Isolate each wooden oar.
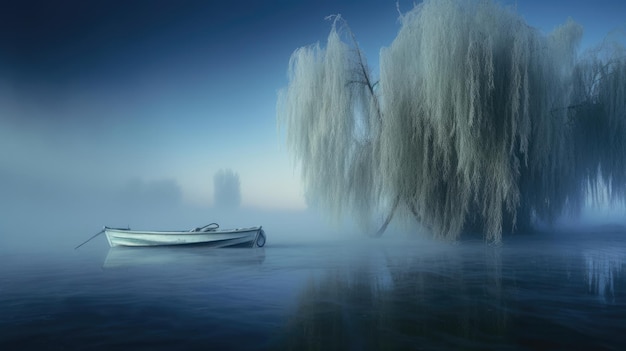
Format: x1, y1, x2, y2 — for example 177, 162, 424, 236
74, 227, 106, 250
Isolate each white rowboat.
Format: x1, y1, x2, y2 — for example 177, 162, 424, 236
103, 224, 266, 248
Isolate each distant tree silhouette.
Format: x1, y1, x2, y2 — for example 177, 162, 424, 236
213, 169, 241, 208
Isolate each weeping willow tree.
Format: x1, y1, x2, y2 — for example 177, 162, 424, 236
569, 44, 626, 210
277, 0, 626, 243
277, 16, 383, 228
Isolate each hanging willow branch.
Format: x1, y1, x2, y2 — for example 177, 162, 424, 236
278, 0, 626, 243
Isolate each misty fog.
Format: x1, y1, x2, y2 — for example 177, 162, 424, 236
213, 169, 241, 209
0, 165, 364, 252
1, 2, 625, 350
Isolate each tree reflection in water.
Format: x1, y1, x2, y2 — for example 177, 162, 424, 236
281, 243, 507, 350
584, 247, 625, 303
278, 238, 625, 350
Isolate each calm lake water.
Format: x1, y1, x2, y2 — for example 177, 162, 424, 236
1, 229, 625, 350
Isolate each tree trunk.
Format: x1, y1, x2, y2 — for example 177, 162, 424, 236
374, 195, 401, 237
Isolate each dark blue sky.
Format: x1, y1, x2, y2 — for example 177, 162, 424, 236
1, 0, 397, 123
1, 0, 624, 210
0, 0, 402, 209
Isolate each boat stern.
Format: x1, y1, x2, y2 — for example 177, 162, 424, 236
255, 228, 266, 248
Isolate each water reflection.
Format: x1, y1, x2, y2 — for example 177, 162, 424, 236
584, 247, 625, 302
280, 238, 626, 350
3, 234, 625, 350
102, 246, 265, 269
282, 243, 508, 350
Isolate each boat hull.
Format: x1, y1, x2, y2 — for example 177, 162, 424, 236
104, 226, 265, 248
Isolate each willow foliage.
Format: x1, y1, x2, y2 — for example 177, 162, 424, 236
277, 0, 626, 242
277, 19, 382, 227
